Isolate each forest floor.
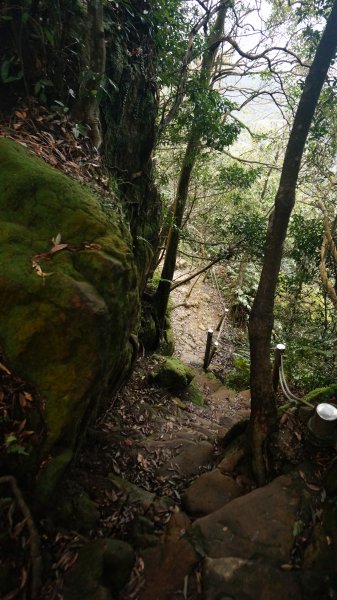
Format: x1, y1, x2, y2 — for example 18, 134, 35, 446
38, 264, 336, 600
1, 102, 336, 600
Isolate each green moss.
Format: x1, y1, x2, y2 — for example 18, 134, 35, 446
52, 481, 99, 531
150, 355, 194, 391
160, 314, 175, 356
180, 380, 204, 406
64, 539, 135, 599
0, 138, 140, 495
35, 449, 73, 508
303, 384, 337, 405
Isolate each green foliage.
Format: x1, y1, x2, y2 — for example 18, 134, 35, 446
288, 213, 323, 281
4, 434, 28, 456
218, 164, 262, 190
282, 329, 337, 392
228, 211, 267, 259
152, 0, 197, 87
225, 355, 250, 391
0, 57, 23, 84
167, 79, 241, 151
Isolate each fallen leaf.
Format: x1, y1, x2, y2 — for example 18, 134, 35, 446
0, 362, 11, 375
54, 550, 79, 571
13, 518, 28, 538
306, 482, 321, 492
280, 412, 289, 425
49, 243, 69, 254
17, 418, 27, 433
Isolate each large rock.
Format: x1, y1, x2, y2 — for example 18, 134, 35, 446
203, 556, 301, 600
140, 539, 198, 600
0, 139, 139, 491
157, 441, 214, 479
150, 355, 194, 391
182, 469, 242, 517
64, 539, 135, 599
193, 474, 302, 564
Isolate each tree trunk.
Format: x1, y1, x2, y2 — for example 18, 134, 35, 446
154, 0, 229, 327
72, 0, 106, 148
248, 0, 337, 485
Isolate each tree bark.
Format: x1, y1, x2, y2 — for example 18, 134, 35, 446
72, 0, 106, 148
154, 0, 230, 327
248, 0, 337, 485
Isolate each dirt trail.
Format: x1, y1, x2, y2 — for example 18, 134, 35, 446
51, 266, 331, 600
170, 264, 234, 374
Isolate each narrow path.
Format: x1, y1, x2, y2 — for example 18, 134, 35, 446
50, 266, 332, 600
170, 263, 234, 374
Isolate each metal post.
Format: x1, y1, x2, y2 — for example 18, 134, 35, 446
272, 343, 286, 393
203, 329, 213, 370
216, 308, 229, 332
208, 341, 219, 368
307, 403, 337, 446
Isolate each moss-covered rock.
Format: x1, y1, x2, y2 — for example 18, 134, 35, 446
51, 480, 99, 531
0, 138, 139, 497
150, 355, 194, 391
180, 380, 205, 406
63, 538, 135, 599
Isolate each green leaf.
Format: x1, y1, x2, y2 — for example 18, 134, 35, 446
293, 520, 303, 537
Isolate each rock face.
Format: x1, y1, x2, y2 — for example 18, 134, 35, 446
140, 539, 198, 600
194, 474, 302, 564
0, 138, 139, 488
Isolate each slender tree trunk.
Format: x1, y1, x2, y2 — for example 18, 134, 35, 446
248, 0, 337, 485
154, 0, 229, 327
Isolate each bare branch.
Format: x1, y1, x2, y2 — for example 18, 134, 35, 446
225, 35, 311, 69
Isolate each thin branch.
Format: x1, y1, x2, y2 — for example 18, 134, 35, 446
171, 254, 225, 290
0, 476, 42, 599
225, 34, 311, 69
158, 3, 225, 134
221, 149, 281, 170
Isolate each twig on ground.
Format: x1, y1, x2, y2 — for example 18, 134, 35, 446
0, 475, 42, 599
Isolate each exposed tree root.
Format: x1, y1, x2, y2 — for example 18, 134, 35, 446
0, 475, 42, 599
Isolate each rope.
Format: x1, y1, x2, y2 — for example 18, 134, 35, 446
211, 266, 225, 310
210, 266, 227, 343
279, 354, 314, 408
280, 355, 300, 401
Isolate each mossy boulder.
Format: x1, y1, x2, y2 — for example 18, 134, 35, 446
51, 480, 99, 531
150, 355, 194, 391
180, 380, 204, 406
64, 538, 135, 599
0, 139, 139, 493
